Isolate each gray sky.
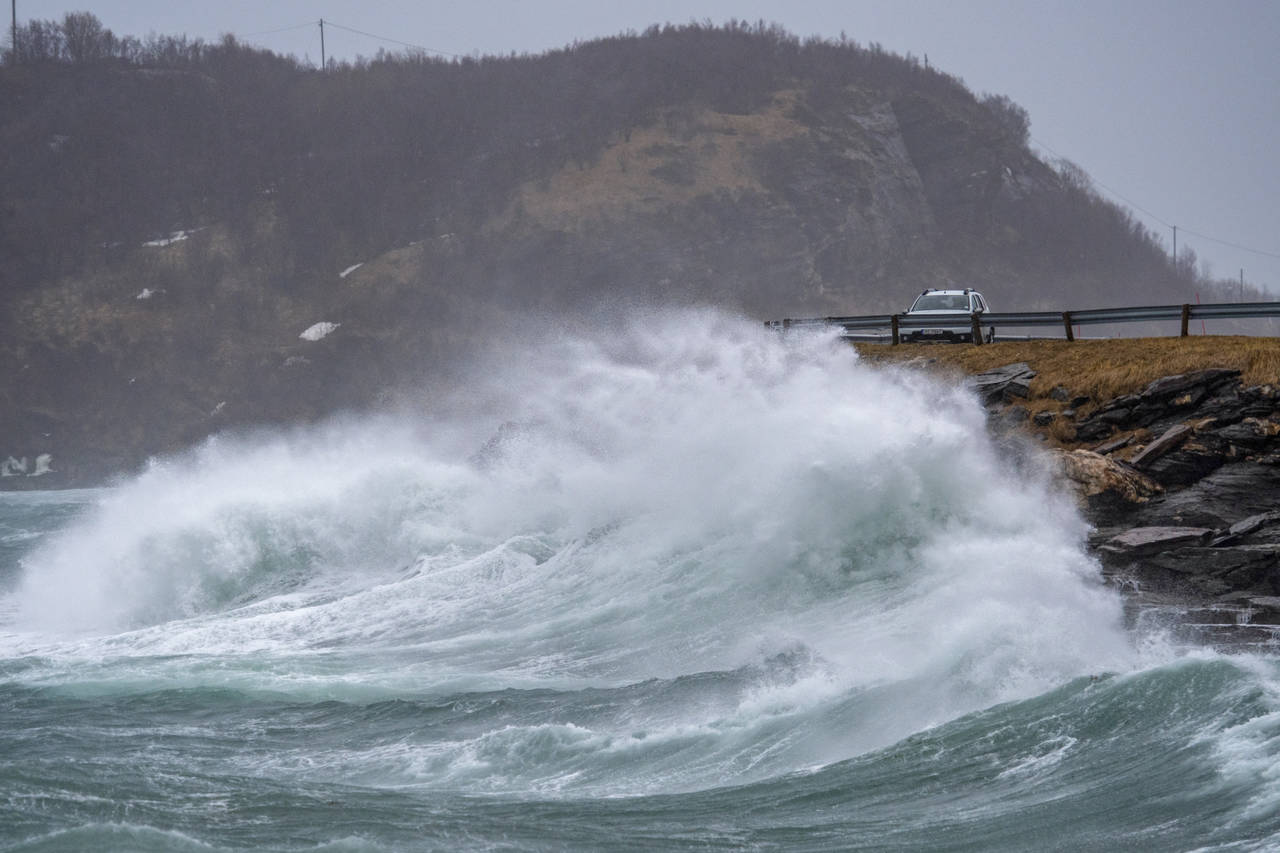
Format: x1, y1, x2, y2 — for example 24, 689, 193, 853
17, 0, 1280, 297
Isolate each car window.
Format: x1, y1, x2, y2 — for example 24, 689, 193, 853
912, 294, 968, 311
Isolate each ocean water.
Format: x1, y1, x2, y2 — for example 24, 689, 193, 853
2, 311, 1279, 851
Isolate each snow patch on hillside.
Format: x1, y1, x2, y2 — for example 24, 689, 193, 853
300, 322, 340, 342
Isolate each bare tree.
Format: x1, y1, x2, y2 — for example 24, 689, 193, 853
61, 12, 110, 63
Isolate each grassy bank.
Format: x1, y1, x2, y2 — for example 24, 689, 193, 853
854, 336, 1280, 399
854, 336, 1280, 447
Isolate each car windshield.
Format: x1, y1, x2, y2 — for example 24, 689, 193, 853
912, 293, 969, 311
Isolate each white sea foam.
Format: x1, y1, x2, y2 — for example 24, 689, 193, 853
2, 308, 1136, 784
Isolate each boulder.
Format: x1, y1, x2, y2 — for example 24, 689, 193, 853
1129, 423, 1193, 469
1213, 418, 1280, 453
1094, 393, 1141, 416
1098, 408, 1133, 425
1210, 511, 1280, 547
1074, 420, 1115, 443
1099, 526, 1215, 556
971, 362, 1036, 405
1054, 449, 1162, 518
1140, 445, 1228, 486
1138, 369, 1240, 401
1092, 434, 1134, 455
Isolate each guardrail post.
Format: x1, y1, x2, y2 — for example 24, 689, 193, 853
890, 315, 900, 346
1180, 304, 1190, 337
1062, 311, 1074, 341
970, 313, 983, 346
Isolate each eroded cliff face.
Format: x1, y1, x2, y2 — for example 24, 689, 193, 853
481, 86, 1058, 318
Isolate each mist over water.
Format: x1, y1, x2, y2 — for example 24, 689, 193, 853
0, 310, 1135, 790
13, 310, 1280, 850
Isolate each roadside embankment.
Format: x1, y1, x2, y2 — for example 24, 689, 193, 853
857, 337, 1280, 647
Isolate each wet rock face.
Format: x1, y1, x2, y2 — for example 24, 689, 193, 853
1094, 522, 1280, 611
980, 362, 1280, 641
1100, 526, 1215, 556
976, 363, 1280, 535
1129, 464, 1280, 530
1088, 486, 1280, 633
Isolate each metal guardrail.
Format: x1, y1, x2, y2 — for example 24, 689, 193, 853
1191, 302, 1280, 320
766, 301, 1280, 345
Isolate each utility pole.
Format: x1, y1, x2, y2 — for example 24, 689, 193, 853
1241, 269, 1245, 303
1172, 225, 1177, 274
319, 18, 325, 71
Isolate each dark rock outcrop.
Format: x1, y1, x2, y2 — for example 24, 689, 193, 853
1129, 423, 1193, 469
980, 361, 1280, 644
1100, 526, 1215, 556
1129, 464, 1280, 529
970, 362, 1035, 405
1072, 369, 1244, 443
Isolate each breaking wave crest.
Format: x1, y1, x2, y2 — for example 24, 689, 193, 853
2, 308, 1134, 792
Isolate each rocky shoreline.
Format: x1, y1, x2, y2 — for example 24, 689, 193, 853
976, 361, 1280, 648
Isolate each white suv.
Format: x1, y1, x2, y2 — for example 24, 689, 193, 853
901, 288, 994, 343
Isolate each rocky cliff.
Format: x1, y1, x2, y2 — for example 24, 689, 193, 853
965, 354, 1280, 647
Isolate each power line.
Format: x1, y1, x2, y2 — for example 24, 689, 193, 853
1031, 136, 1171, 228
243, 21, 314, 38
321, 19, 463, 59
1031, 134, 1279, 262
1177, 228, 1280, 262
241, 18, 461, 61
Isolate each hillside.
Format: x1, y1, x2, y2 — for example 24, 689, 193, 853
0, 19, 1256, 485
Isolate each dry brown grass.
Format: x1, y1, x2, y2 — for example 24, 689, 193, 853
491, 91, 806, 231
854, 336, 1280, 448
854, 337, 1280, 400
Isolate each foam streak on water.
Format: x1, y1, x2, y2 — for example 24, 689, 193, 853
16, 311, 1277, 851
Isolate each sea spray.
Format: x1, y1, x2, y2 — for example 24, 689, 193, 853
2, 308, 1135, 794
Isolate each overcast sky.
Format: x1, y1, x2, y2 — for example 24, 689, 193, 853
17, 0, 1280, 297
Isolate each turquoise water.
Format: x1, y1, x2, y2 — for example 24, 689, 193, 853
3, 314, 1279, 851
